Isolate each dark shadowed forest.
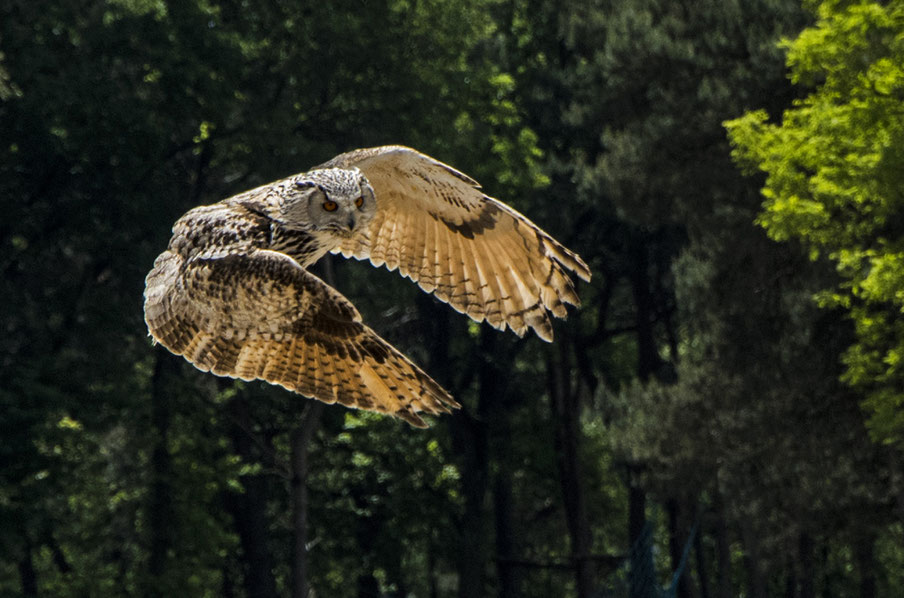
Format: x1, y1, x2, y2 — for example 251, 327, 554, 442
2, 0, 903, 596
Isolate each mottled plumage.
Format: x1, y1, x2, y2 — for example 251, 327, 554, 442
144, 145, 590, 426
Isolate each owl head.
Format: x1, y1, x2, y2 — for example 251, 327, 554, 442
278, 167, 376, 237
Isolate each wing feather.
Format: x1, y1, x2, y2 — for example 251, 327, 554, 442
143, 247, 458, 426
322, 146, 590, 340
477, 239, 510, 331
417, 214, 435, 286
454, 234, 485, 322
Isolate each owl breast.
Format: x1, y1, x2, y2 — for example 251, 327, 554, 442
269, 226, 336, 268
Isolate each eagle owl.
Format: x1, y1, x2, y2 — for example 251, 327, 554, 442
144, 146, 590, 426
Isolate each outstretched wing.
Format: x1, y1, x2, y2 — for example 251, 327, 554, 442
317, 146, 591, 341
143, 247, 457, 427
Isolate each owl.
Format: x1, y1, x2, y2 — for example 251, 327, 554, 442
144, 146, 590, 426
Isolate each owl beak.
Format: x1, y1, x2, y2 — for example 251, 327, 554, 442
346, 215, 356, 231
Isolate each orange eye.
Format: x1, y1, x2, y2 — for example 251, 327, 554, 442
355, 196, 364, 208
322, 200, 338, 212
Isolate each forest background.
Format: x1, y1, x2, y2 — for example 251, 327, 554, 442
1, 0, 903, 596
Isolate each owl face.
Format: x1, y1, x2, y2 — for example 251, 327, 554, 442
278, 168, 376, 238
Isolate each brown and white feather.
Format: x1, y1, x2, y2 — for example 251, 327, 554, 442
145, 145, 590, 426
318, 146, 591, 341
145, 235, 457, 427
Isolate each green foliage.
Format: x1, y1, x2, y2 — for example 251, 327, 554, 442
3, 0, 904, 596
559, 0, 903, 592
305, 414, 462, 597
726, 0, 904, 446
0, 0, 553, 595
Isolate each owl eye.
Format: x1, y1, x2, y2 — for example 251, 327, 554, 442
322, 200, 338, 212
355, 196, 364, 209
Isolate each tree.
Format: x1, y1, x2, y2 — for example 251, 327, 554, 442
4, 0, 904, 596
525, 0, 903, 595
0, 0, 553, 595
726, 0, 904, 447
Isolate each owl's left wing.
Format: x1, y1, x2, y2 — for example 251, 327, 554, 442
317, 146, 591, 341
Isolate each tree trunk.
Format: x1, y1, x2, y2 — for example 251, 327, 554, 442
417, 294, 492, 598
452, 409, 489, 598
739, 519, 766, 598
783, 561, 796, 598
713, 496, 731, 598
493, 415, 520, 598
47, 535, 72, 574
890, 454, 904, 548
854, 531, 877, 598
452, 331, 507, 598
225, 396, 279, 598
420, 296, 523, 598
221, 560, 238, 598
548, 343, 594, 598
18, 537, 37, 597
429, 545, 440, 598
629, 232, 664, 383
694, 521, 711, 598
418, 294, 455, 598
290, 402, 324, 598
798, 532, 815, 598
626, 230, 662, 598
148, 347, 178, 595
454, 326, 525, 598
667, 498, 695, 598
627, 466, 648, 598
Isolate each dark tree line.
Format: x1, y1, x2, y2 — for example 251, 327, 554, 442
1, 0, 902, 597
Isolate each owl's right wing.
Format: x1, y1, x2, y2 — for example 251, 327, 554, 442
143, 248, 457, 427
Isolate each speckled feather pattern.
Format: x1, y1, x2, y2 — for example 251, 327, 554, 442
144, 146, 590, 426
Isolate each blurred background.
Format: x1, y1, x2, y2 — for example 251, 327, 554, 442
1, 0, 902, 596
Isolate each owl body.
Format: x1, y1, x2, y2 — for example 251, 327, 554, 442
163, 166, 377, 273
145, 146, 591, 427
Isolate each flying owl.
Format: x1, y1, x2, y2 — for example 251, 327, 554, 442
144, 146, 590, 426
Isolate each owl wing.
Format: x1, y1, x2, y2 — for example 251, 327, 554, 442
143, 247, 458, 427
317, 146, 591, 341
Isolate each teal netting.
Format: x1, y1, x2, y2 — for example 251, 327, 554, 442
596, 519, 697, 598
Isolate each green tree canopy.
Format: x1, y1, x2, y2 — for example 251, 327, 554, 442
726, 0, 904, 446
3, 0, 904, 596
